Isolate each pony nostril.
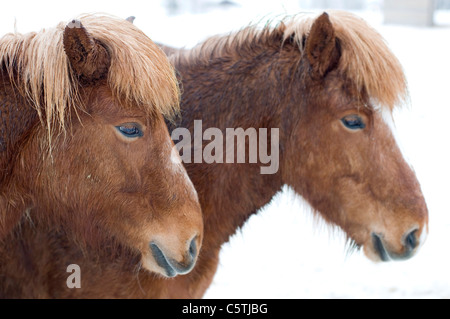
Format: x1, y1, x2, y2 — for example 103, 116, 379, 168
404, 229, 418, 251
372, 233, 390, 262
149, 238, 198, 277
149, 242, 177, 278
189, 236, 198, 259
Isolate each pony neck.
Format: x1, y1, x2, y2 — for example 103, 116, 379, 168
169, 39, 300, 249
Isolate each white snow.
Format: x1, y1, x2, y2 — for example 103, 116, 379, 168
2, 0, 449, 299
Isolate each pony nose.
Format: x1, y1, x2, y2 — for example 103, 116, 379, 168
372, 228, 423, 262
404, 229, 418, 251
150, 236, 199, 278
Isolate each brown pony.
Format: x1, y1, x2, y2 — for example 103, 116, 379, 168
0, 15, 203, 298
159, 11, 429, 297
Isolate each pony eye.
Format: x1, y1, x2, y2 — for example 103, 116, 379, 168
341, 115, 366, 130
116, 123, 143, 138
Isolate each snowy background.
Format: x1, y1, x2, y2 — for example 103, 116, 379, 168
1, 0, 449, 299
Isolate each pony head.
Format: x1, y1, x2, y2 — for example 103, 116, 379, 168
0, 15, 203, 277
282, 12, 427, 261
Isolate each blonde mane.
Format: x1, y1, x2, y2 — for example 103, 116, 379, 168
175, 11, 407, 110
0, 14, 179, 133
284, 11, 407, 110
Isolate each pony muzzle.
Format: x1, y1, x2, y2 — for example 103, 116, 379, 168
147, 236, 199, 278
368, 227, 427, 262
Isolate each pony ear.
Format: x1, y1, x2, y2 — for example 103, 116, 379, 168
305, 12, 341, 79
126, 16, 135, 24
63, 20, 111, 84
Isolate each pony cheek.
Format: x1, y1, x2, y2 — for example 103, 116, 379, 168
327, 177, 373, 236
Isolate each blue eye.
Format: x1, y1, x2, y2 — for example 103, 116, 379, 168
116, 123, 143, 138
341, 115, 366, 130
